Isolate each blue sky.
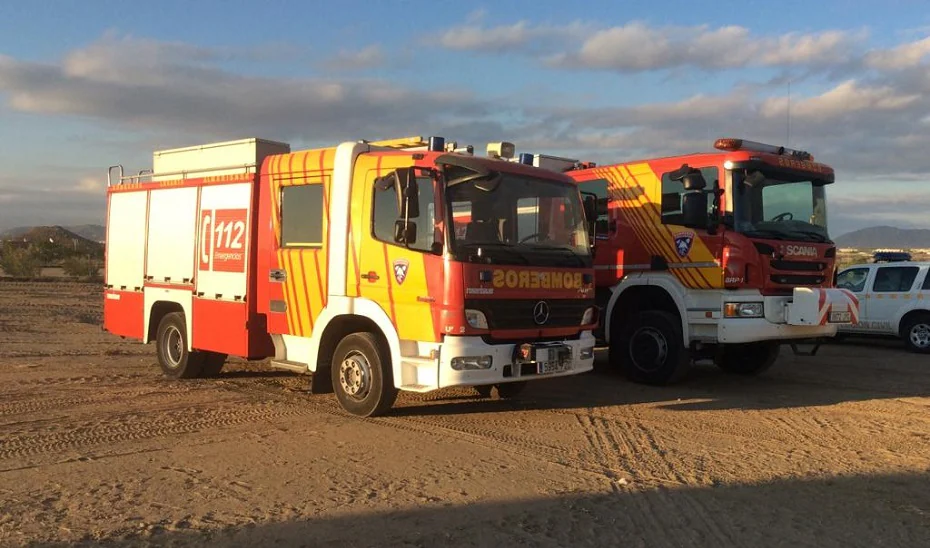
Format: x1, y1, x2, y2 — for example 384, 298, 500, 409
2, 0, 930, 236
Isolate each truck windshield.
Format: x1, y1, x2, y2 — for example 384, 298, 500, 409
446, 174, 592, 268
732, 169, 830, 243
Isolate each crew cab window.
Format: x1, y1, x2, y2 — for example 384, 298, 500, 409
281, 185, 323, 247
660, 167, 718, 225
923, 270, 930, 290
836, 268, 870, 292
372, 176, 436, 252
873, 266, 919, 292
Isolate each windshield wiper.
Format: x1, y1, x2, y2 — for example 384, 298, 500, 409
742, 229, 791, 241
785, 229, 830, 243
457, 242, 531, 265
526, 244, 589, 267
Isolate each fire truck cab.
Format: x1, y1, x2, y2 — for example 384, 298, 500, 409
519, 138, 859, 385
103, 136, 598, 416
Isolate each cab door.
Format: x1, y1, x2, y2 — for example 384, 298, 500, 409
868, 265, 921, 335
357, 164, 443, 344
656, 163, 725, 289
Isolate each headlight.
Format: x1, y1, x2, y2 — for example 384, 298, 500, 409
451, 356, 493, 370
581, 306, 597, 326
465, 309, 488, 329
724, 302, 764, 318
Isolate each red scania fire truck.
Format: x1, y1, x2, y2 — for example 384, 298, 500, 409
102, 136, 597, 417
515, 138, 859, 384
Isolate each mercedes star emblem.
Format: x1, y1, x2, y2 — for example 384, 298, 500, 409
533, 301, 551, 325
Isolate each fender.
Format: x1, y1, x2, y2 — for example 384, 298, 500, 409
281, 296, 404, 389
142, 287, 193, 349
603, 272, 691, 346
894, 302, 930, 335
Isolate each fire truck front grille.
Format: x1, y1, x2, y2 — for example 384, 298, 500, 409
770, 260, 826, 272
465, 299, 590, 330
770, 274, 826, 285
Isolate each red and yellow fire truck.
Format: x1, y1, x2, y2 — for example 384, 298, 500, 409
102, 136, 598, 416
515, 138, 859, 384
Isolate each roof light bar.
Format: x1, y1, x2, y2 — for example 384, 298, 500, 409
713, 137, 812, 161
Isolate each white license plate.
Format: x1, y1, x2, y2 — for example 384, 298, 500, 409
538, 361, 570, 375
829, 311, 851, 323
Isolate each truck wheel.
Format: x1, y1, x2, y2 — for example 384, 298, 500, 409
613, 310, 690, 385
155, 312, 205, 379
201, 352, 228, 377
331, 332, 398, 417
714, 342, 780, 375
902, 313, 930, 354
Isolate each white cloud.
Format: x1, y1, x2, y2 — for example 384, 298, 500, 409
760, 80, 921, 120
325, 45, 386, 71
435, 20, 592, 53
0, 35, 490, 144
74, 177, 103, 193
864, 36, 930, 70
548, 23, 862, 71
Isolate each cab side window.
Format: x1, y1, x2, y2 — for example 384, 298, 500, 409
372, 175, 436, 253
281, 185, 324, 247
836, 268, 870, 292
923, 270, 930, 290
873, 266, 919, 292
660, 167, 718, 225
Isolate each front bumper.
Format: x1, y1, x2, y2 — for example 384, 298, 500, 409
437, 331, 596, 388
719, 317, 838, 344
716, 287, 855, 344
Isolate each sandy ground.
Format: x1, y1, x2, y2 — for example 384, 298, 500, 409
1, 281, 929, 547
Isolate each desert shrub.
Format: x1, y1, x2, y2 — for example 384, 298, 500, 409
0, 244, 42, 278
62, 255, 102, 280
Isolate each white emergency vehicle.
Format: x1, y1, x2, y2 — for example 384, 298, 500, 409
836, 259, 930, 353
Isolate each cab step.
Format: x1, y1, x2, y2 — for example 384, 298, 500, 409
270, 359, 309, 374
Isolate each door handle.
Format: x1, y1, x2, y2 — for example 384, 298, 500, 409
269, 269, 287, 282
360, 271, 380, 282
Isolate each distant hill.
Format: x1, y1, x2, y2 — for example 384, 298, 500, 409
2, 226, 104, 259
2, 224, 105, 242
65, 224, 106, 242
834, 226, 930, 249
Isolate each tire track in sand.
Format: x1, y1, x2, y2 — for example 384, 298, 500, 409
0, 402, 311, 463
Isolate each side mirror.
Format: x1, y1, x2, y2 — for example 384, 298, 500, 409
394, 167, 420, 219
681, 191, 708, 229
582, 195, 597, 222
670, 163, 707, 190
394, 220, 417, 244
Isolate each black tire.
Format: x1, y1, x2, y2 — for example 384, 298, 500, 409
331, 332, 398, 417
611, 310, 690, 385
902, 313, 930, 354
714, 342, 780, 375
494, 381, 528, 399
155, 312, 205, 379
474, 385, 494, 398
201, 352, 228, 377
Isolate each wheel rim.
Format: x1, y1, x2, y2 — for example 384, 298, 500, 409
339, 350, 372, 400
163, 326, 183, 369
629, 326, 668, 373
909, 323, 930, 348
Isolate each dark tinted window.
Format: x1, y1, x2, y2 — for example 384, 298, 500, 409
923, 270, 930, 290
372, 176, 436, 252
660, 167, 717, 225
281, 185, 323, 247
873, 266, 919, 292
